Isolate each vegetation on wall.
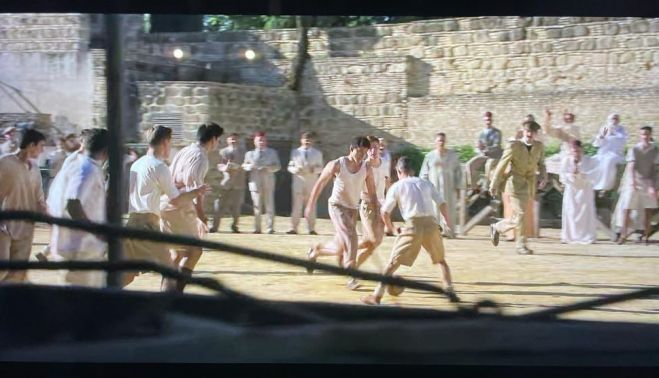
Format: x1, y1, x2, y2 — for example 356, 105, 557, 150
203, 16, 436, 31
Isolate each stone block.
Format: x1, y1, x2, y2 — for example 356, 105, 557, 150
424, 23, 444, 33
546, 28, 562, 39
164, 87, 180, 97
510, 28, 526, 41
193, 87, 208, 96
625, 38, 644, 49
647, 37, 658, 47
492, 57, 508, 69
618, 52, 635, 64
564, 40, 580, 51
555, 54, 568, 66
651, 20, 659, 33
467, 59, 482, 69
474, 30, 490, 43
631, 20, 649, 33
574, 25, 589, 37
510, 42, 529, 55
453, 45, 468, 56
567, 54, 584, 65
596, 37, 615, 49
580, 39, 596, 50
444, 20, 459, 31
494, 31, 510, 42
155, 96, 166, 105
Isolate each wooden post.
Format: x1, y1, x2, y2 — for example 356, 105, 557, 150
458, 188, 466, 235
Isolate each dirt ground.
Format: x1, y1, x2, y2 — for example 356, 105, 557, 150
26, 215, 659, 324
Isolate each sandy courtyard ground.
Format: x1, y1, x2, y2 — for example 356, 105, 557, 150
25, 215, 659, 324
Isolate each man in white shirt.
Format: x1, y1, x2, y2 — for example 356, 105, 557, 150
49, 128, 109, 287
123, 126, 210, 290
211, 132, 246, 233
242, 131, 281, 234
287, 132, 324, 235
0, 129, 47, 282
160, 123, 223, 292
37, 129, 91, 262
361, 157, 457, 305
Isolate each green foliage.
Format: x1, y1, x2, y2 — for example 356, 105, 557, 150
453, 144, 477, 163
544, 142, 561, 157
582, 142, 598, 156
203, 15, 435, 31
396, 146, 430, 175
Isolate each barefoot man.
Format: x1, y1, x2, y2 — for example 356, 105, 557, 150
361, 157, 457, 305
305, 136, 378, 290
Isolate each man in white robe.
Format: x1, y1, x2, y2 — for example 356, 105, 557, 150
49, 129, 109, 287
420, 132, 462, 236
287, 132, 323, 235
592, 113, 627, 191
559, 140, 598, 244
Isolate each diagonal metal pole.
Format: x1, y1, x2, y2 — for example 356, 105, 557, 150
104, 14, 126, 288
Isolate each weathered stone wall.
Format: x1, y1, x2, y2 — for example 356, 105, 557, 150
129, 16, 659, 151
0, 13, 95, 135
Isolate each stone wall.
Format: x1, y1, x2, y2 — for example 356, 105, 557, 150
0, 13, 95, 135
128, 16, 659, 151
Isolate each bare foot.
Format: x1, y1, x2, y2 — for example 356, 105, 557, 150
360, 294, 381, 305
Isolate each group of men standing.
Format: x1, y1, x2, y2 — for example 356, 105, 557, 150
0, 111, 655, 305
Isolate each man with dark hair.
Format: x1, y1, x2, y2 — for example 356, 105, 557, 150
211, 132, 246, 233
489, 120, 547, 255
160, 123, 223, 291
287, 131, 324, 235
305, 136, 378, 290
123, 126, 210, 290
353, 136, 391, 282
361, 156, 457, 305
49, 128, 110, 287
466, 111, 502, 194
242, 131, 281, 234
616, 126, 658, 244
0, 128, 47, 282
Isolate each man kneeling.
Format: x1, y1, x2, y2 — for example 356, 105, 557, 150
361, 157, 458, 305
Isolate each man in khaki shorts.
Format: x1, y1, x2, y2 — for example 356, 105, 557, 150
160, 123, 223, 291
123, 126, 210, 291
361, 156, 457, 305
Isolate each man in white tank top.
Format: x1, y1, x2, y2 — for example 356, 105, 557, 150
351, 136, 394, 288
304, 136, 379, 290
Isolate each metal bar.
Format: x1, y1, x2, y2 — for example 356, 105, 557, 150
104, 14, 126, 288
521, 287, 659, 319
461, 204, 495, 235
0, 211, 458, 302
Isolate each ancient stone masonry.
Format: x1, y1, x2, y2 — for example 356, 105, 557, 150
0, 13, 94, 132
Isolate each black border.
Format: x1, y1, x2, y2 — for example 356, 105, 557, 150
0, 0, 658, 17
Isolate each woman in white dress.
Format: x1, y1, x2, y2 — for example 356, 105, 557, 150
420, 132, 462, 237
559, 140, 598, 244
